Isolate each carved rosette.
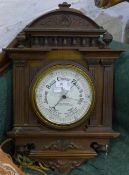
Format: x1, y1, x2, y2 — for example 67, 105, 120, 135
57, 15, 72, 27
43, 159, 84, 173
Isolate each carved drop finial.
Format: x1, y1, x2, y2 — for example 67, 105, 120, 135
58, 2, 71, 9
103, 31, 113, 47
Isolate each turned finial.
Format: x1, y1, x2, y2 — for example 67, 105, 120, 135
58, 2, 71, 9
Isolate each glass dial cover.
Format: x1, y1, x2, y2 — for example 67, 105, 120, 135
31, 64, 95, 129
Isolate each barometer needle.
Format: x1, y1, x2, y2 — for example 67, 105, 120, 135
53, 96, 63, 108
52, 89, 65, 108
52, 78, 80, 108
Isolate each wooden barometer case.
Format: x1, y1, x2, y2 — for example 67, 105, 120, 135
5, 2, 123, 173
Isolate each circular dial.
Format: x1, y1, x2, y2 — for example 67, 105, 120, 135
32, 64, 95, 129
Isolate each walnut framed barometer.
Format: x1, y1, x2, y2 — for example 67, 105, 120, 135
5, 2, 123, 173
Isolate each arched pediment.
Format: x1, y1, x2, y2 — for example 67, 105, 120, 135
8, 2, 115, 50
27, 2, 100, 30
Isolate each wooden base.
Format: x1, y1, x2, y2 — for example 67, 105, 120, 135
30, 150, 96, 173
8, 127, 119, 173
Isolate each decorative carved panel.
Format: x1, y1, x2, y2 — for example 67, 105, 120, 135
43, 159, 84, 173
42, 140, 82, 151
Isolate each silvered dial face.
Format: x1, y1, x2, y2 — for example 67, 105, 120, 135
33, 65, 94, 127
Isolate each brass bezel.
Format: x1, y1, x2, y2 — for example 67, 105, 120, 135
31, 63, 96, 129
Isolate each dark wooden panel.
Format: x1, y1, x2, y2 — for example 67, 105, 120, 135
13, 61, 26, 126
102, 65, 113, 126
89, 65, 104, 126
